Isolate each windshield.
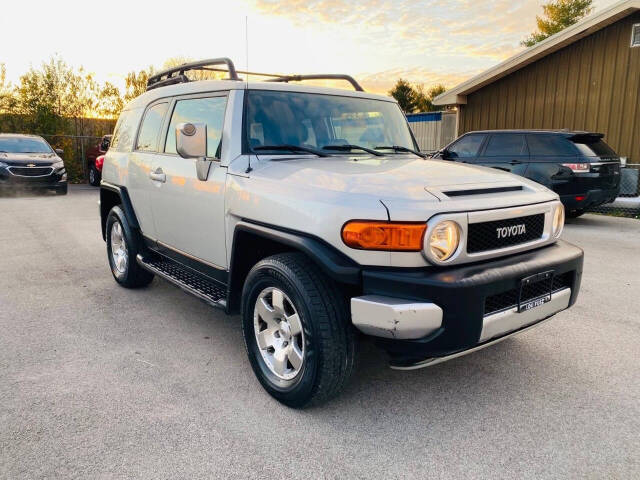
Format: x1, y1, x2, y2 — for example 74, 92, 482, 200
245, 90, 415, 154
0, 136, 52, 154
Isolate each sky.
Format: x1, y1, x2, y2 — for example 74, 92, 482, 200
0, 0, 617, 95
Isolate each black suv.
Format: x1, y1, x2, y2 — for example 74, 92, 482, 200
0, 134, 67, 195
434, 130, 621, 217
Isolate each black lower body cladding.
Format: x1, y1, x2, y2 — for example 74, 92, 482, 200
362, 240, 583, 363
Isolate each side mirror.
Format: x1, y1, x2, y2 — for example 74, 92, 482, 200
176, 122, 211, 181
55, 148, 64, 156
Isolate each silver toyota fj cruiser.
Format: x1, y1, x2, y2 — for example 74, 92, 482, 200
100, 58, 583, 407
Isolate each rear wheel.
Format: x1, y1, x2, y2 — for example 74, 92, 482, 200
567, 209, 585, 218
106, 206, 154, 288
241, 253, 356, 408
89, 165, 101, 186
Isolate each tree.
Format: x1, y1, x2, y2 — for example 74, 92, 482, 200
521, 0, 593, 47
96, 82, 124, 119
389, 79, 417, 113
0, 64, 17, 114
415, 84, 447, 112
124, 68, 154, 103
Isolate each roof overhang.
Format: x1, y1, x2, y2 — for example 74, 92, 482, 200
434, 0, 640, 106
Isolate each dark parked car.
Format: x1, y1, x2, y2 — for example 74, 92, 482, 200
86, 134, 111, 186
0, 134, 67, 195
433, 130, 621, 217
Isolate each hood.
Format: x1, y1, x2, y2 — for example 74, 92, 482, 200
249, 154, 549, 200
0, 152, 59, 166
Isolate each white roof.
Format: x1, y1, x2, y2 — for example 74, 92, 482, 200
127, 79, 395, 111
434, 0, 640, 106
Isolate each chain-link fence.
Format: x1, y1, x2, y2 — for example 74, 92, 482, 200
39, 134, 106, 184
586, 163, 640, 219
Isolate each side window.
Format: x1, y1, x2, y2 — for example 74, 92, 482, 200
136, 103, 169, 152
164, 95, 228, 158
448, 134, 485, 158
484, 134, 527, 157
527, 135, 576, 156
111, 110, 139, 152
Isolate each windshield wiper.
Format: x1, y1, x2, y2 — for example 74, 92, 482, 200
374, 145, 426, 158
321, 144, 383, 156
253, 144, 328, 157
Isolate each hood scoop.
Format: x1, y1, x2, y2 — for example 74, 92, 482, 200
442, 185, 523, 197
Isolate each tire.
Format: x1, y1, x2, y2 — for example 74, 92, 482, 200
241, 252, 356, 408
105, 205, 154, 288
54, 184, 68, 195
89, 165, 101, 186
567, 209, 585, 218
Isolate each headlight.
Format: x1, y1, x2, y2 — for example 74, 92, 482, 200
429, 220, 461, 262
52, 160, 64, 169
552, 204, 565, 237
0, 161, 7, 168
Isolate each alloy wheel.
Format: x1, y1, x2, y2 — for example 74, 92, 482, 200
253, 287, 305, 380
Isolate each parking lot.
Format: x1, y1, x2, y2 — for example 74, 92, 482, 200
1, 185, 639, 479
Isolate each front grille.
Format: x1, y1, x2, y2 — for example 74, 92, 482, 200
484, 271, 573, 315
8, 167, 53, 177
467, 214, 545, 254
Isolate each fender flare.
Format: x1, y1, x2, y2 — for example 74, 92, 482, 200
100, 182, 140, 239
231, 221, 362, 286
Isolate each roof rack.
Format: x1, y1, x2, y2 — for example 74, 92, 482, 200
265, 74, 364, 92
145, 57, 365, 92
146, 57, 240, 91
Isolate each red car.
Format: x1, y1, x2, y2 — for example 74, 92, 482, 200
87, 135, 111, 186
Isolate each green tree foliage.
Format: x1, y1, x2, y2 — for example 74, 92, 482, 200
521, 0, 593, 47
415, 84, 447, 113
389, 79, 417, 113
124, 67, 154, 103
390, 79, 447, 113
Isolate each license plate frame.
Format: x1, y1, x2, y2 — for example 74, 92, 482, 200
518, 270, 554, 313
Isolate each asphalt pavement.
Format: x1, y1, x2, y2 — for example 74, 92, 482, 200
1, 185, 638, 479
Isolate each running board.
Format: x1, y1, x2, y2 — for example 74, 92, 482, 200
136, 254, 227, 309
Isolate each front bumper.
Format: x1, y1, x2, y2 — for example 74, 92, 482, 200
354, 240, 583, 366
0, 167, 67, 190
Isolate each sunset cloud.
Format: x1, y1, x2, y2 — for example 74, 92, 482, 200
0, 0, 617, 97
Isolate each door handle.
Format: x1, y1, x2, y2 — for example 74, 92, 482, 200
150, 168, 166, 183
509, 160, 523, 165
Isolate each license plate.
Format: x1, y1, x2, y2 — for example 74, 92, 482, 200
518, 271, 554, 313
519, 295, 551, 312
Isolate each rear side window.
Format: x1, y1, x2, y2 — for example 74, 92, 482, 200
484, 134, 527, 156
111, 109, 140, 152
527, 135, 576, 156
448, 134, 485, 158
571, 138, 617, 157
164, 96, 228, 158
136, 103, 168, 152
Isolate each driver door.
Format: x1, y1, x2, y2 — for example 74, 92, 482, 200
148, 93, 229, 269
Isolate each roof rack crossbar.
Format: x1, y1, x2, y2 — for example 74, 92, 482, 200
146, 57, 239, 90
265, 74, 364, 92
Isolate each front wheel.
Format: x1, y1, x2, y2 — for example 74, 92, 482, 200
241, 253, 356, 408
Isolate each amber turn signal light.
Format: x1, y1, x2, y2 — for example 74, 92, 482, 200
341, 221, 426, 251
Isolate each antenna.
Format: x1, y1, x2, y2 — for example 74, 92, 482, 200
245, 16, 249, 87
244, 15, 252, 173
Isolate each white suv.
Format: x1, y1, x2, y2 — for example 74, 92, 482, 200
100, 58, 583, 407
